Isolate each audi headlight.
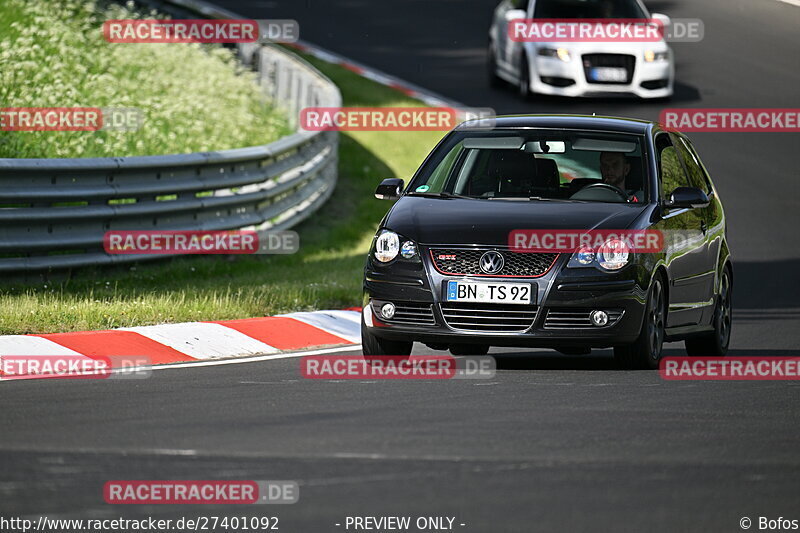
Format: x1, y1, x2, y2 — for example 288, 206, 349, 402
644, 50, 669, 62
374, 230, 400, 263
538, 47, 571, 62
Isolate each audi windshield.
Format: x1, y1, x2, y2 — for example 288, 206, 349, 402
533, 0, 649, 19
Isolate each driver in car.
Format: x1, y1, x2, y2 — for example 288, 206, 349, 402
599, 151, 644, 202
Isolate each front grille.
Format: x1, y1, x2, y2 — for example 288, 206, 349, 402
430, 248, 558, 278
544, 308, 624, 329
582, 53, 636, 85
440, 303, 539, 332
372, 301, 436, 326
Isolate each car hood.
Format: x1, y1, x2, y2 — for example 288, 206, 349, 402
384, 196, 646, 246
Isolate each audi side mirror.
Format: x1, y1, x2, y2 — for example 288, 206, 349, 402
374, 178, 405, 200
652, 12, 671, 25
665, 187, 709, 209
504, 9, 527, 21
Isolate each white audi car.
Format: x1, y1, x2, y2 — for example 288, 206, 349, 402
488, 0, 674, 99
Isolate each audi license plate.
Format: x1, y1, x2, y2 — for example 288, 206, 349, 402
446, 281, 533, 305
589, 67, 627, 82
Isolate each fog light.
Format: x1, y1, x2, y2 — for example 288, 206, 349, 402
590, 310, 608, 327
380, 302, 396, 320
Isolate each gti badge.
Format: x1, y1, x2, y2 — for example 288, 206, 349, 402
479, 251, 504, 274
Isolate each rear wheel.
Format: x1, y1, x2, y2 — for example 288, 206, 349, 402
685, 267, 732, 357
361, 316, 412, 356
614, 275, 666, 370
450, 344, 490, 356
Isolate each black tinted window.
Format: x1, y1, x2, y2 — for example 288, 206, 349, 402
674, 136, 711, 193
534, 0, 647, 18
656, 134, 689, 201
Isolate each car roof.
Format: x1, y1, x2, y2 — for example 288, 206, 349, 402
456, 114, 653, 135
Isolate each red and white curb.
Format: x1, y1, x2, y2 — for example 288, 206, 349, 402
0, 309, 362, 379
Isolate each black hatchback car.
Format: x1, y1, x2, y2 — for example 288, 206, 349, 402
361, 115, 731, 369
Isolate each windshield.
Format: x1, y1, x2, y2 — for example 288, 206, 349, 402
534, 0, 648, 18
407, 129, 649, 205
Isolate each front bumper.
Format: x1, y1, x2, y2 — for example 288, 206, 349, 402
530, 52, 674, 99
363, 251, 650, 349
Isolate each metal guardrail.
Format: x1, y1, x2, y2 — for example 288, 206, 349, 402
0, 5, 341, 272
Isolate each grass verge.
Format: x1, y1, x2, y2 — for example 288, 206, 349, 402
0, 52, 446, 333
0, 0, 289, 158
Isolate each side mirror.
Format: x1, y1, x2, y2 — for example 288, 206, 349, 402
665, 187, 709, 209
651, 12, 671, 29
374, 178, 405, 200
504, 9, 527, 21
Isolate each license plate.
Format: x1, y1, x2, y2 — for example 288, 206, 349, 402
446, 281, 533, 305
590, 67, 627, 82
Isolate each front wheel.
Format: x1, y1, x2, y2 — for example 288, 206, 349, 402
518, 54, 532, 100
685, 267, 732, 357
614, 275, 666, 370
361, 316, 412, 356
487, 42, 502, 88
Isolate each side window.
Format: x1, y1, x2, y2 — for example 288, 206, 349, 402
656, 134, 689, 202
674, 136, 712, 193
424, 142, 464, 193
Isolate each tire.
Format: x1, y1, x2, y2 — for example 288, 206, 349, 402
614, 274, 667, 370
685, 266, 732, 357
450, 344, 490, 356
487, 42, 503, 88
361, 316, 412, 356
518, 53, 532, 100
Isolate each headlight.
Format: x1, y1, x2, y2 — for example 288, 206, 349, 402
400, 241, 417, 259
597, 238, 630, 271
644, 50, 669, 62
538, 47, 571, 62
567, 238, 630, 271
374, 231, 400, 263
574, 245, 595, 266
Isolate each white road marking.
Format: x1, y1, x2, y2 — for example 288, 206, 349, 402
0, 336, 83, 356
278, 310, 361, 343
776, 0, 800, 6
120, 322, 279, 359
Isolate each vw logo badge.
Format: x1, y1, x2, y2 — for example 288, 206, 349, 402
479, 251, 504, 274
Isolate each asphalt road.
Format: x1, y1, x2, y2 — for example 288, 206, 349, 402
2, 0, 800, 531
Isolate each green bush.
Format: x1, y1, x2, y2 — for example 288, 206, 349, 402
0, 0, 290, 158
